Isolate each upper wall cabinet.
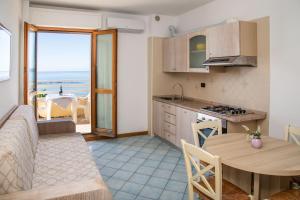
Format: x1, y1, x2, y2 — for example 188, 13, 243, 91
163, 36, 188, 72
175, 35, 188, 72
163, 37, 176, 72
187, 31, 209, 73
206, 21, 257, 58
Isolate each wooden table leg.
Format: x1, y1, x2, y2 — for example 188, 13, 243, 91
253, 173, 260, 200
222, 165, 252, 194
253, 174, 291, 200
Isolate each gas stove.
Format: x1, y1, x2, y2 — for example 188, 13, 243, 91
202, 105, 250, 116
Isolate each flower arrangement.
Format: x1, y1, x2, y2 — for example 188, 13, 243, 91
242, 125, 261, 139
242, 125, 263, 148
36, 90, 47, 98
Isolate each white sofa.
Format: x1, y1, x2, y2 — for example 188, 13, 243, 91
0, 105, 112, 200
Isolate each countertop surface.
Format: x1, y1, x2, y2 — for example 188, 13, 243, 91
153, 95, 267, 123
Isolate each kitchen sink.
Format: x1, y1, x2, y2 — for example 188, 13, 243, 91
159, 96, 182, 101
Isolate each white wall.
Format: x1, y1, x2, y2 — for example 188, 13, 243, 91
0, 0, 23, 119
148, 14, 177, 37
177, 0, 300, 139
29, 6, 102, 29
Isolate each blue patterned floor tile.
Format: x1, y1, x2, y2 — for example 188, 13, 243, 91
107, 178, 126, 190
160, 190, 184, 200
112, 170, 134, 181
139, 186, 163, 199
165, 180, 187, 193
121, 163, 140, 172
120, 181, 144, 195
129, 173, 150, 185
146, 177, 168, 189
152, 169, 173, 179
114, 191, 137, 200
136, 166, 156, 176
101, 167, 118, 177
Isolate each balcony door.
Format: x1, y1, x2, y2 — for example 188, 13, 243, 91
24, 24, 117, 136
24, 23, 38, 111
91, 30, 117, 137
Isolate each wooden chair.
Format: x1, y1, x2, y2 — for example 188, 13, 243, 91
191, 120, 222, 148
181, 139, 250, 200
285, 125, 300, 146
269, 125, 300, 200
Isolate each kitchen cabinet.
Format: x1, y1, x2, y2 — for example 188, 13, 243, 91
152, 100, 177, 145
163, 35, 188, 72
176, 107, 198, 147
206, 21, 257, 58
163, 37, 176, 72
152, 101, 165, 138
175, 35, 188, 72
187, 31, 209, 73
152, 100, 160, 136
153, 100, 197, 148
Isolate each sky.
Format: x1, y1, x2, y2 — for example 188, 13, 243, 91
37, 32, 91, 72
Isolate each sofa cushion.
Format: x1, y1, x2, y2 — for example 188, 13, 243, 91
10, 105, 39, 157
32, 133, 101, 188
0, 120, 34, 194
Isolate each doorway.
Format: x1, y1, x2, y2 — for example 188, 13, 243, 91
24, 24, 118, 137
37, 32, 91, 133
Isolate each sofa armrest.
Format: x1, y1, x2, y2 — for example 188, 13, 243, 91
0, 178, 112, 200
37, 119, 76, 135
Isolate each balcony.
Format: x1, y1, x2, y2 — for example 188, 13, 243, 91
36, 79, 90, 133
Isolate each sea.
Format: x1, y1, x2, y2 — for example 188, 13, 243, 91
37, 71, 90, 97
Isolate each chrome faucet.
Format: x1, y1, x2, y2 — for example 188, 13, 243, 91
172, 83, 184, 101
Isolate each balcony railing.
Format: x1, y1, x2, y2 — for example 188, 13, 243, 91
37, 80, 89, 97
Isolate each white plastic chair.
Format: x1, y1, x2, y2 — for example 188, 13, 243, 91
47, 96, 77, 123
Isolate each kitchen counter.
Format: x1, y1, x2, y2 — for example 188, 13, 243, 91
153, 95, 266, 123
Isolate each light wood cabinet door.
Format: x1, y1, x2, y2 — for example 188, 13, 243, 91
176, 107, 198, 147
163, 37, 176, 72
175, 35, 188, 72
207, 22, 240, 58
158, 102, 167, 138
152, 101, 159, 136
187, 31, 209, 73
206, 21, 257, 58
152, 101, 164, 138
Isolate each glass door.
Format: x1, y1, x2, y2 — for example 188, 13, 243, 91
188, 31, 209, 73
91, 30, 117, 137
24, 22, 38, 110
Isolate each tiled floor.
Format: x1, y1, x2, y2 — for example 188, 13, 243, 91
88, 135, 197, 200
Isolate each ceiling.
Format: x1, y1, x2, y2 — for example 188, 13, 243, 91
29, 0, 213, 15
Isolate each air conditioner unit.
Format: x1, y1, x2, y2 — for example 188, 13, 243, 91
106, 17, 145, 33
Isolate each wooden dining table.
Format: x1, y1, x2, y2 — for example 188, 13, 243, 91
204, 133, 300, 200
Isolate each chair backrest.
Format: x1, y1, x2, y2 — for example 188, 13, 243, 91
285, 125, 300, 146
181, 139, 222, 200
52, 97, 73, 109
192, 120, 222, 148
